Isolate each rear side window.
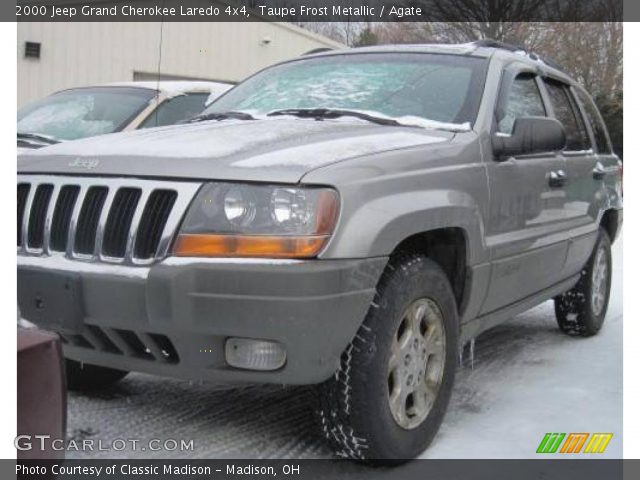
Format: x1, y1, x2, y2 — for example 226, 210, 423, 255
498, 74, 546, 134
575, 89, 612, 154
544, 80, 590, 151
139, 93, 209, 128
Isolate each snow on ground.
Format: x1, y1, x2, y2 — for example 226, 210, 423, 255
423, 235, 623, 458
67, 237, 623, 459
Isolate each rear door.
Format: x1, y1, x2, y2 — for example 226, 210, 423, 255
543, 81, 620, 277
482, 70, 570, 314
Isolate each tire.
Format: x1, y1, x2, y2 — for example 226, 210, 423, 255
554, 228, 612, 337
65, 359, 129, 391
316, 254, 459, 460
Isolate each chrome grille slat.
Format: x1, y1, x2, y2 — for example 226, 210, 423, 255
155, 190, 193, 260
93, 188, 118, 257
124, 189, 152, 264
135, 190, 178, 261
17, 175, 201, 266
42, 184, 61, 254
21, 184, 37, 252
66, 185, 89, 258
103, 188, 142, 259
27, 184, 54, 250
50, 185, 80, 252
74, 186, 109, 255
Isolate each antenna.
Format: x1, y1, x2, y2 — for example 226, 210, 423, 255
156, 19, 164, 91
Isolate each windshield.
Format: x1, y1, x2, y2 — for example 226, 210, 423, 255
17, 87, 156, 141
204, 53, 488, 126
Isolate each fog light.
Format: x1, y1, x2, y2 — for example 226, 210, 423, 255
225, 338, 286, 371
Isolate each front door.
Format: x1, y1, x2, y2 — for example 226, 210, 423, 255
482, 72, 569, 314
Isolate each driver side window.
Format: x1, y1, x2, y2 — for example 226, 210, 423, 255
498, 74, 546, 134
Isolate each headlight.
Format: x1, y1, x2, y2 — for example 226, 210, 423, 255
224, 186, 257, 227
173, 183, 339, 258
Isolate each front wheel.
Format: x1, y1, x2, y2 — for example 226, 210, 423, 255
554, 228, 612, 337
316, 254, 458, 460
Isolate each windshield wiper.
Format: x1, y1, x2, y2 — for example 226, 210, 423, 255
17, 132, 60, 145
186, 111, 257, 123
266, 108, 404, 127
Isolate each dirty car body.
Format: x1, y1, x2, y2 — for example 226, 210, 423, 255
17, 43, 622, 458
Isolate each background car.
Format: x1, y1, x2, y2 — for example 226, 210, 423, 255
17, 81, 232, 151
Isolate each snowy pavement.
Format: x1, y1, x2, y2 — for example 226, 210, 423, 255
67, 237, 623, 459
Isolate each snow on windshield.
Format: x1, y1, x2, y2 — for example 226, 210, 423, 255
18, 97, 113, 140
17, 88, 154, 141
206, 53, 487, 128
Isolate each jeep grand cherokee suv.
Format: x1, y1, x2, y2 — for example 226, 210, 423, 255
17, 41, 622, 459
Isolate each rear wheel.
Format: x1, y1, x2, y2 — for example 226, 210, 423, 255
316, 254, 458, 460
65, 359, 128, 391
554, 228, 612, 337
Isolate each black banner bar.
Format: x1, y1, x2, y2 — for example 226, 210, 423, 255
11, 459, 632, 480
9, 0, 625, 22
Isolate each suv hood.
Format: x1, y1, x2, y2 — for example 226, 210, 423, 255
18, 118, 454, 183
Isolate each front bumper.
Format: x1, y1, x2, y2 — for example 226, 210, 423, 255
17, 255, 386, 385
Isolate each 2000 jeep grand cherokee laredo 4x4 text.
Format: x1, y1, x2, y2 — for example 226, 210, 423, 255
17, 41, 622, 460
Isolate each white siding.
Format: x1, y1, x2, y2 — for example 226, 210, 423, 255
17, 22, 342, 107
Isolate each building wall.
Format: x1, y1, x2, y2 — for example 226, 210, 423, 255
17, 22, 342, 107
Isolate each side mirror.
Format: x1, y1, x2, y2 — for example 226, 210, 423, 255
492, 116, 566, 160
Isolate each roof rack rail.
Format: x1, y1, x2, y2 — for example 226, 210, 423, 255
472, 39, 525, 52
473, 39, 566, 73
539, 57, 566, 73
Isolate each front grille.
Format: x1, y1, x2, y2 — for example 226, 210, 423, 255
17, 175, 200, 264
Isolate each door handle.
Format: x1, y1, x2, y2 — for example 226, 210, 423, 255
593, 162, 607, 180
548, 169, 568, 188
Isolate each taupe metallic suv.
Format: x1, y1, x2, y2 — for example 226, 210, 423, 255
17, 41, 623, 459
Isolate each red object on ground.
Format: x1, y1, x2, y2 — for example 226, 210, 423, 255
17, 328, 66, 460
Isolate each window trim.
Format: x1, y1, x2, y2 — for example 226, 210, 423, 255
540, 78, 593, 154
566, 85, 595, 153
493, 66, 547, 136
572, 85, 614, 155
